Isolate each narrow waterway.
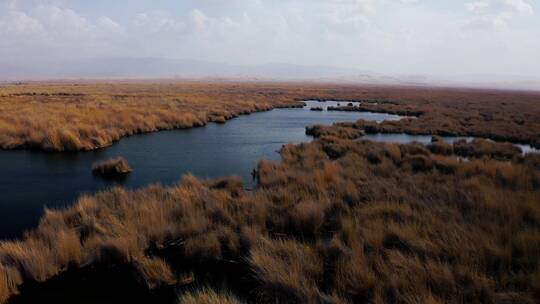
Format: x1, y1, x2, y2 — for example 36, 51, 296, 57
0, 101, 403, 238
361, 133, 539, 155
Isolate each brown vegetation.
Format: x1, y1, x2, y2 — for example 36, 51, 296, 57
92, 157, 133, 178
453, 139, 522, 160
427, 136, 454, 155
178, 289, 241, 304
305, 125, 364, 140
1, 82, 539, 151
1, 132, 539, 303
0, 82, 305, 151
332, 86, 540, 148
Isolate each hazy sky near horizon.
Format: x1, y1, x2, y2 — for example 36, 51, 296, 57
1, 0, 539, 78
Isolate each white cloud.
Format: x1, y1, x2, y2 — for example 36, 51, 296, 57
98, 17, 123, 34
460, 14, 508, 31
134, 11, 186, 33
465, 1, 490, 12
0, 9, 42, 35
503, 0, 534, 15
0, 2, 127, 61
190, 9, 208, 28
3, 0, 17, 10
465, 0, 533, 16
461, 0, 534, 32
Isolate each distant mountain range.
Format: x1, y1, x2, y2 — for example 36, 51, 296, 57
0, 57, 375, 80
1, 57, 538, 91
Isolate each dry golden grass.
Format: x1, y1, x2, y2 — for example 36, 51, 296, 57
0, 81, 305, 151
0, 265, 20, 304
249, 238, 324, 302
178, 288, 242, 304
0, 273, 6, 304
305, 124, 364, 139
453, 138, 522, 159
92, 157, 133, 178
0, 240, 58, 282
135, 256, 177, 289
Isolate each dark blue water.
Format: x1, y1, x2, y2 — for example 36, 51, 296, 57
0, 101, 402, 239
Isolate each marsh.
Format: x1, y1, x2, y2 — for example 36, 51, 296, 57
0, 101, 402, 238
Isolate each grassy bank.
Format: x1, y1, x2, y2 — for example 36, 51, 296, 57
1, 133, 539, 303
1, 82, 539, 151
0, 82, 303, 151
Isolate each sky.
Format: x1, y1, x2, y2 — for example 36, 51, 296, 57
0, 0, 539, 79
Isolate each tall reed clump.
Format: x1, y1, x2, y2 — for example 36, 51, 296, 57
92, 157, 133, 178
178, 288, 242, 304
0, 265, 21, 303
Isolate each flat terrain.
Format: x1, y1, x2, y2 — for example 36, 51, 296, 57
0, 81, 539, 303
0, 81, 539, 151
0, 81, 303, 151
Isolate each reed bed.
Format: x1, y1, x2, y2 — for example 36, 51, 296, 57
1, 135, 538, 303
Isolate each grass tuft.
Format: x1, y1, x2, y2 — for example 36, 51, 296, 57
178, 288, 242, 304
92, 157, 133, 178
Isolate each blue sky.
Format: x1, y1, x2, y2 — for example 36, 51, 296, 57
1, 0, 539, 78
